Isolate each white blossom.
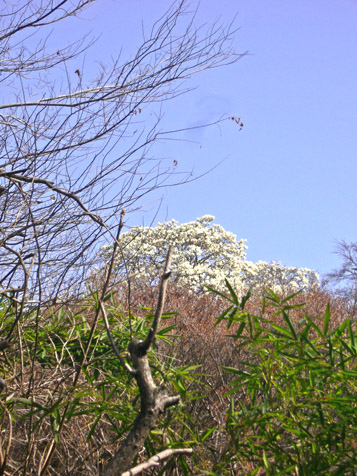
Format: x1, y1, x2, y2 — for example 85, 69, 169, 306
100, 216, 319, 295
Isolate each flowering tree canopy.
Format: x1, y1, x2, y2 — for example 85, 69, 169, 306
241, 260, 320, 295
101, 216, 319, 294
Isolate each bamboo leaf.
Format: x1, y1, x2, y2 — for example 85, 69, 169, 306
204, 285, 231, 301
214, 305, 233, 327
282, 310, 297, 340
281, 290, 303, 304
201, 426, 217, 442
225, 279, 239, 305
270, 323, 294, 339
323, 302, 331, 336
234, 321, 246, 340
240, 287, 252, 309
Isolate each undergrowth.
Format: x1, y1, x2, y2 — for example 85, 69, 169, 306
0, 285, 355, 475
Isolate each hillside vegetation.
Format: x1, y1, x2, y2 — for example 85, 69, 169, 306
0, 280, 355, 475
0, 1, 356, 474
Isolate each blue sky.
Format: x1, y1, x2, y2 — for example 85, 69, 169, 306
62, 0, 356, 276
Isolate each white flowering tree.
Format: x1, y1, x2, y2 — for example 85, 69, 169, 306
241, 260, 320, 295
101, 215, 319, 295
101, 215, 247, 290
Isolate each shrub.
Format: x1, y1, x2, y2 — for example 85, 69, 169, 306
0, 293, 197, 475
209, 282, 357, 475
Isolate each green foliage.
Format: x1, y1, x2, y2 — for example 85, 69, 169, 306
0, 294, 200, 474
212, 282, 357, 475
2, 280, 356, 475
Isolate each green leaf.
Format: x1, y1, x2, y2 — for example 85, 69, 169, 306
221, 366, 249, 376
303, 314, 323, 338
228, 398, 235, 417
200, 426, 216, 442
301, 333, 322, 355
347, 318, 356, 353
270, 323, 294, 339
264, 287, 280, 303
14, 398, 44, 409
103, 291, 117, 302
87, 414, 101, 441
281, 290, 303, 304
50, 415, 59, 444
323, 302, 331, 336
204, 285, 230, 301
281, 310, 297, 340
214, 305, 233, 327
240, 287, 252, 310
234, 321, 246, 340
262, 450, 270, 470
331, 319, 348, 338
225, 279, 239, 305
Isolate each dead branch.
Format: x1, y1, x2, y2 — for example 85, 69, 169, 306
102, 247, 180, 476
121, 448, 193, 476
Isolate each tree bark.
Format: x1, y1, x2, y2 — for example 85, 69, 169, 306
102, 248, 181, 476
102, 340, 180, 476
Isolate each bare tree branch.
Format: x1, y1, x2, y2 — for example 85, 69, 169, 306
0, 0, 243, 305
141, 245, 173, 352
325, 240, 357, 317
121, 448, 193, 476
102, 247, 180, 476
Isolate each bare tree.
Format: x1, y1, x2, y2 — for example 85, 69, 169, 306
325, 240, 357, 317
0, 0, 241, 305
0, 1, 243, 474
327, 241, 357, 284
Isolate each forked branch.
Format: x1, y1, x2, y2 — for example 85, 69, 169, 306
102, 247, 181, 476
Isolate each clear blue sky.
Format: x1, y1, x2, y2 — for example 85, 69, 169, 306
60, 0, 357, 276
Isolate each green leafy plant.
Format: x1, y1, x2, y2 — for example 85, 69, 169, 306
0, 288, 202, 475
210, 281, 357, 476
